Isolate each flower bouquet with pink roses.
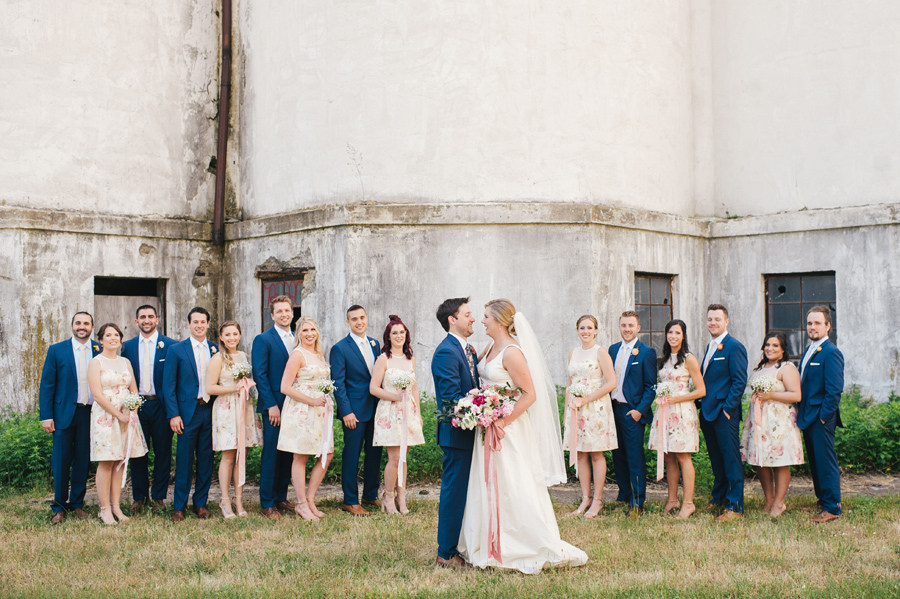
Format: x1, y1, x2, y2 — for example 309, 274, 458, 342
451, 383, 520, 431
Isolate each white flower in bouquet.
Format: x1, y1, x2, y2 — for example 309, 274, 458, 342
654, 381, 676, 398
121, 392, 144, 412
230, 362, 252, 381
316, 379, 336, 394
386, 368, 415, 390
750, 375, 777, 394
568, 382, 589, 398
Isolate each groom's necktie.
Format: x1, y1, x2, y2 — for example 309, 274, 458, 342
465, 343, 477, 383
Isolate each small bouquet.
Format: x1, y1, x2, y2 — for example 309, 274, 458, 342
121, 391, 144, 412
452, 383, 520, 431
316, 379, 336, 394
749, 375, 777, 394
230, 362, 252, 381
654, 381, 676, 398
386, 368, 415, 391
568, 382, 589, 398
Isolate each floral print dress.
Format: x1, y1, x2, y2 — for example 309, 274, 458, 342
277, 347, 334, 455
372, 357, 425, 447
90, 356, 148, 461
648, 356, 700, 453
562, 346, 618, 453
740, 364, 804, 467
212, 351, 263, 451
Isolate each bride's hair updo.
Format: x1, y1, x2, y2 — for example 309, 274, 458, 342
485, 299, 517, 336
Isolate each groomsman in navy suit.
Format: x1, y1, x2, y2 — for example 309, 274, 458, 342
797, 305, 844, 523
39, 312, 100, 523
431, 297, 478, 568
122, 305, 176, 514
331, 305, 382, 516
608, 310, 657, 518
163, 307, 218, 522
251, 295, 297, 519
698, 304, 748, 522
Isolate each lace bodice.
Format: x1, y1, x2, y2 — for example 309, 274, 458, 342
567, 346, 606, 389
658, 356, 692, 397
217, 352, 249, 388
477, 344, 521, 387
383, 358, 416, 393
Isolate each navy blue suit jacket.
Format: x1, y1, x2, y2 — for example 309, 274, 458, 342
39, 339, 101, 429
162, 338, 218, 425
699, 333, 748, 421
608, 340, 657, 424
251, 326, 291, 414
797, 339, 844, 430
330, 334, 381, 422
122, 334, 176, 400
432, 335, 480, 450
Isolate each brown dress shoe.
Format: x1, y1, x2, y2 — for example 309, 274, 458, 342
276, 500, 296, 513
193, 506, 211, 519
151, 500, 166, 514
50, 512, 66, 524
261, 507, 283, 520
435, 555, 471, 569
811, 510, 841, 523
341, 504, 371, 517
715, 509, 743, 522
71, 508, 89, 519
172, 510, 185, 522
706, 501, 720, 511
361, 499, 383, 508
130, 500, 146, 514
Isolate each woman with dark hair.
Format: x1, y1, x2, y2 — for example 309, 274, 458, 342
206, 320, 262, 518
740, 332, 802, 517
87, 323, 147, 525
648, 320, 705, 519
370, 315, 424, 514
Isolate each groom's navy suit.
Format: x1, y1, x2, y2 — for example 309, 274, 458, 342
122, 332, 176, 503
608, 339, 657, 508
432, 334, 479, 561
163, 338, 218, 512
331, 334, 383, 505
251, 326, 294, 509
39, 338, 101, 514
798, 339, 844, 516
698, 333, 748, 513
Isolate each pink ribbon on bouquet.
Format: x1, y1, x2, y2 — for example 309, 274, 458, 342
235, 378, 256, 487
316, 393, 334, 471
752, 395, 763, 453
484, 422, 504, 564
398, 389, 410, 487
567, 396, 579, 477
116, 410, 140, 489
655, 400, 669, 482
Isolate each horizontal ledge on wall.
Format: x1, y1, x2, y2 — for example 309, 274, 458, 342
0, 205, 212, 240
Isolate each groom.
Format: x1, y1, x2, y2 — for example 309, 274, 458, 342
431, 297, 478, 569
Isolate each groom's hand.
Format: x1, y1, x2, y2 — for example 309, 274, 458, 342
343, 413, 358, 429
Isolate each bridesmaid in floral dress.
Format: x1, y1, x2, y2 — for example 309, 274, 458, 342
648, 320, 706, 519
562, 315, 618, 519
740, 331, 803, 517
87, 323, 147, 525
278, 317, 334, 521
370, 315, 425, 515
206, 321, 263, 518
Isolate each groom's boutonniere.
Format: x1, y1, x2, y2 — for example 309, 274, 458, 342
717, 343, 724, 351
631, 348, 639, 356
157, 341, 165, 349
211, 346, 218, 354
815, 346, 823, 353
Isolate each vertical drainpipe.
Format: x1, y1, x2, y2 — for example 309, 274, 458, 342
212, 0, 232, 247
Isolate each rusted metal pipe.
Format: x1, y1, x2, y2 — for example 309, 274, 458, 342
212, 0, 232, 247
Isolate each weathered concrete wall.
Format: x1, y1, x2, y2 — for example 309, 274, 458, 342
712, 1, 900, 216
239, 0, 698, 218
1, 0, 220, 219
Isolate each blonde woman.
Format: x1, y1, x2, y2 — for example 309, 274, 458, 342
279, 317, 334, 521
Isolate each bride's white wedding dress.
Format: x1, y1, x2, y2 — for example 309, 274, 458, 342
457, 343, 588, 573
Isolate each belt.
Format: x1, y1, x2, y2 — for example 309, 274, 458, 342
140, 395, 158, 401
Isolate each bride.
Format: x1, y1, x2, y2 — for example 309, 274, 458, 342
458, 299, 588, 573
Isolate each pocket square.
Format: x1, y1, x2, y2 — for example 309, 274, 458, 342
713, 357, 725, 361
810, 362, 820, 366
631, 361, 639, 365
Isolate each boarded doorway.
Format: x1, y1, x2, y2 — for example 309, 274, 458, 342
94, 277, 167, 341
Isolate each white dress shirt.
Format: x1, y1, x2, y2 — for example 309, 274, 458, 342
801, 337, 829, 374
613, 339, 637, 403
72, 337, 93, 405
190, 337, 211, 400
449, 332, 469, 353
702, 332, 729, 373
139, 330, 159, 395
351, 332, 375, 370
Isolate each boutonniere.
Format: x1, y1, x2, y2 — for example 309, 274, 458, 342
631, 348, 639, 356
92, 343, 100, 352
211, 346, 218, 354
369, 340, 376, 348
157, 341, 165, 349
717, 344, 724, 351
815, 346, 822, 353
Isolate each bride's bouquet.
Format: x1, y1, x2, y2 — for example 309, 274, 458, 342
451, 383, 520, 431
749, 375, 777, 394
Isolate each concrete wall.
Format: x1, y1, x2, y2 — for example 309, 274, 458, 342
239, 0, 698, 218
1, 0, 219, 219
712, 1, 900, 216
